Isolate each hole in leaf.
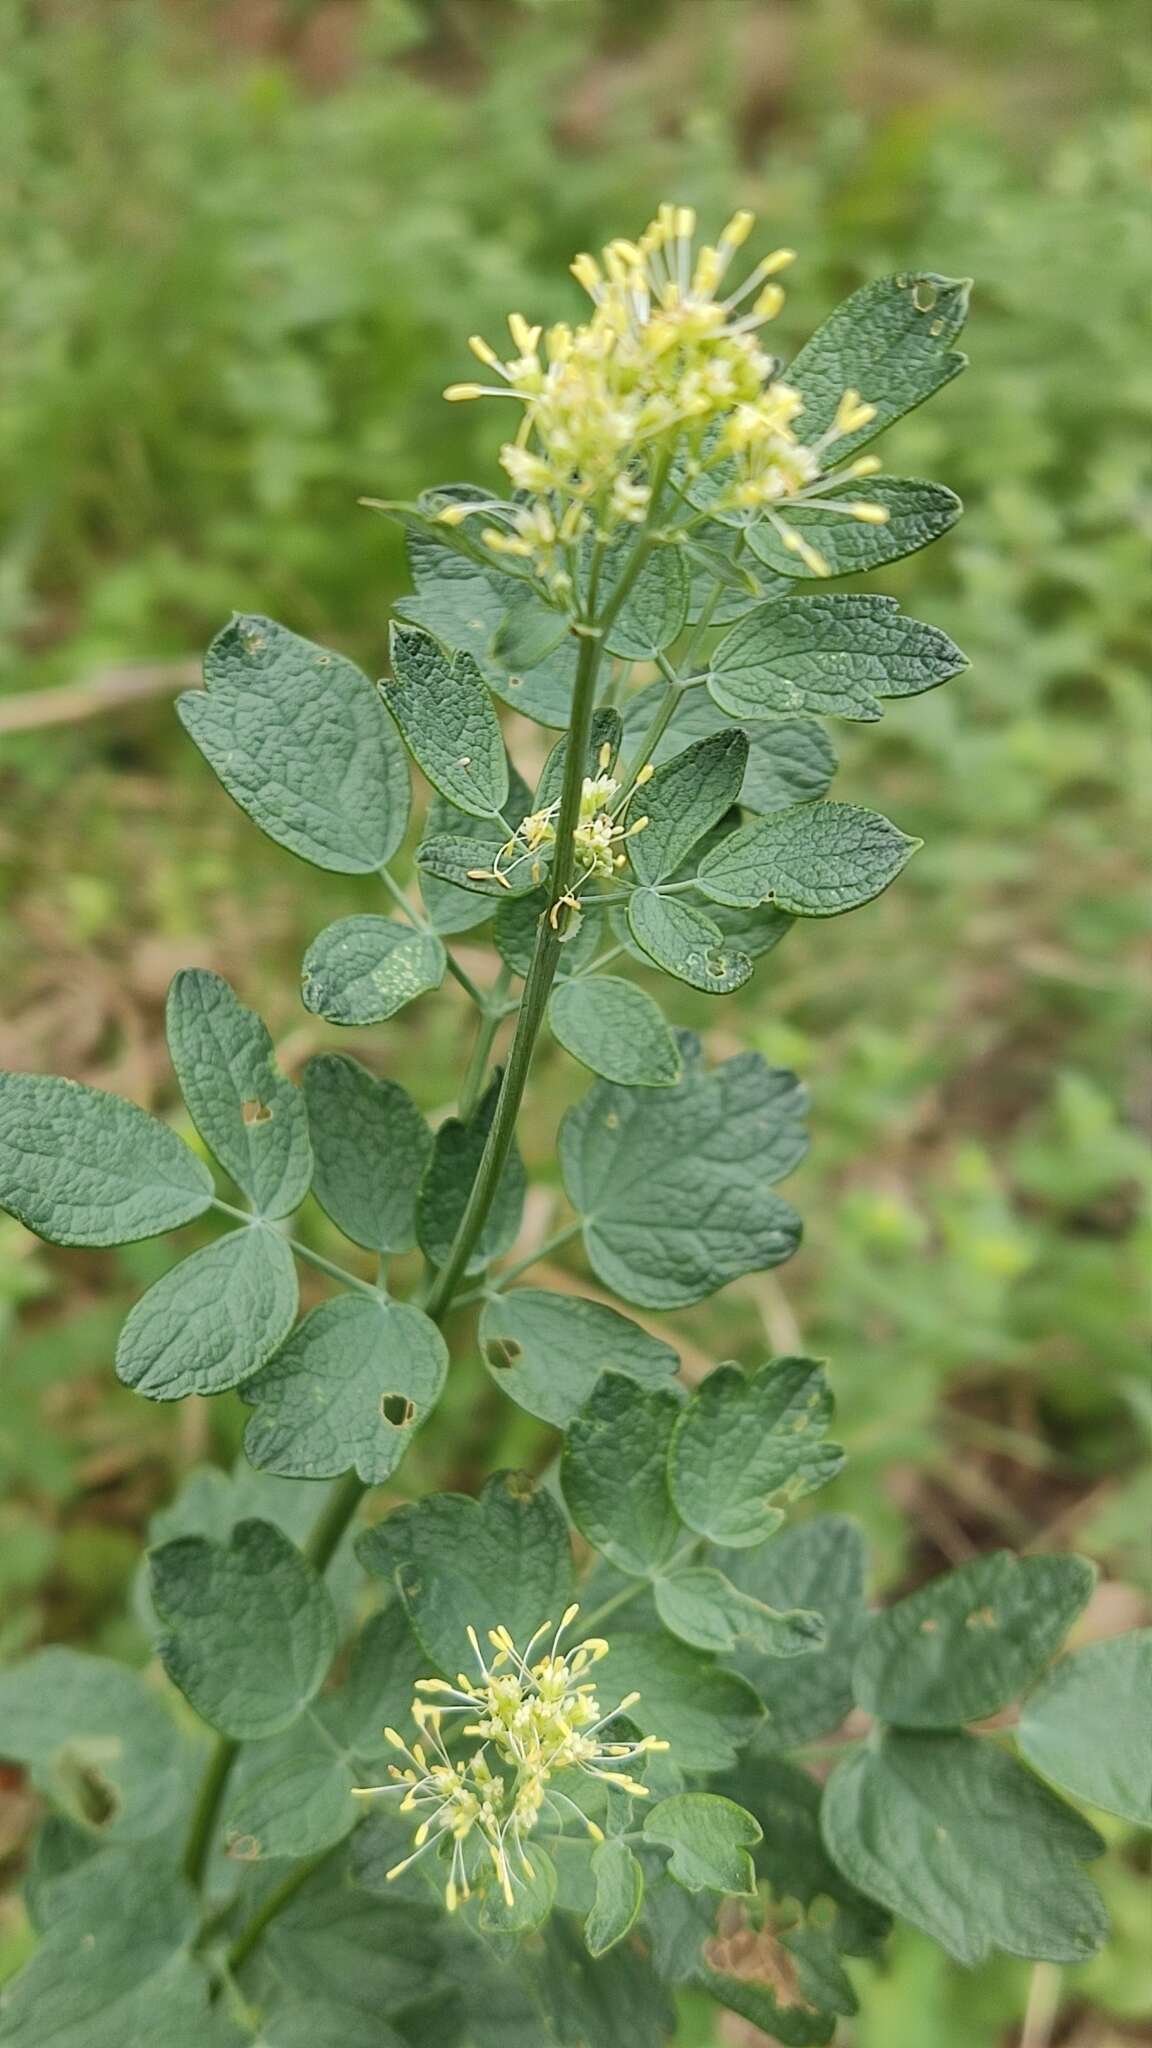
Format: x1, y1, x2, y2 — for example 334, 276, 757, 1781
226, 1832, 263, 1861
381, 1393, 416, 1427
484, 1337, 522, 1371
242, 1099, 273, 1125
54, 1744, 122, 1830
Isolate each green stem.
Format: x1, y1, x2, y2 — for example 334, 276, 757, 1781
458, 965, 513, 1119
226, 1840, 343, 1976
184, 1736, 240, 1888
381, 861, 488, 1009
209, 1201, 384, 1303
577, 1578, 648, 1634
488, 1219, 583, 1292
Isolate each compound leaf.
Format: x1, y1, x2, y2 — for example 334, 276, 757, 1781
853, 1551, 1097, 1729
0, 1072, 213, 1247
654, 1567, 824, 1659
585, 1837, 644, 1957
115, 1227, 298, 1401
549, 976, 682, 1088
357, 1470, 573, 1677
670, 1358, 844, 1546
479, 1288, 678, 1428
179, 615, 410, 872
303, 1054, 432, 1255
628, 731, 748, 886
747, 478, 962, 579
645, 1793, 761, 1895
149, 1519, 338, 1739
724, 1518, 870, 1750
562, 1376, 684, 1576
708, 596, 966, 724
165, 970, 311, 1220
416, 1070, 525, 1272
822, 1731, 1108, 1966
384, 624, 508, 818
1017, 1630, 1152, 1825
697, 800, 919, 916
788, 272, 970, 456
560, 1037, 807, 1308
243, 1296, 448, 1486
301, 916, 446, 1026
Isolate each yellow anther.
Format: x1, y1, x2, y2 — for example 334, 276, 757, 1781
635, 762, 656, 786
846, 501, 890, 524
719, 208, 755, 248
834, 388, 878, 436
443, 382, 486, 402
468, 334, 501, 368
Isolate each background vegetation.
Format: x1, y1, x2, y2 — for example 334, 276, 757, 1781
1, 2, 1149, 2041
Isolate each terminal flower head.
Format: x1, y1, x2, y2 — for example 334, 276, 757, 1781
353, 1604, 667, 1912
442, 205, 888, 589
468, 745, 652, 915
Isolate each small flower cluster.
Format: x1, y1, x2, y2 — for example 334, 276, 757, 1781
442, 204, 887, 592
469, 748, 653, 922
355, 1605, 667, 1912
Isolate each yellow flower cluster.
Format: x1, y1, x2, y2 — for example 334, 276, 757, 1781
354, 1605, 667, 1912
442, 204, 887, 590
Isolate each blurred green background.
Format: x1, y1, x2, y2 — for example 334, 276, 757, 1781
1, 1, 1149, 2041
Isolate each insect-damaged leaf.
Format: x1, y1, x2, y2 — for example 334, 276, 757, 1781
0, 1649, 187, 1845
179, 614, 410, 872
149, 1518, 338, 1740
357, 1470, 573, 1679
303, 1054, 432, 1255
115, 1227, 298, 1400
645, 1793, 761, 1895
821, 1731, 1108, 1966
243, 1295, 448, 1486
0, 1072, 213, 1248
549, 976, 683, 1088
479, 1288, 678, 1428
697, 800, 919, 916
559, 1035, 807, 1308
166, 970, 311, 1220
626, 892, 754, 995
384, 623, 509, 818
670, 1358, 844, 1546
301, 916, 446, 1026
852, 1550, 1096, 1729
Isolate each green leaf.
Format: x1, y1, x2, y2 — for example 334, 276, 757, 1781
243, 1296, 448, 1485
626, 891, 753, 995
478, 1288, 678, 1427
301, 915, 446, 1025
257, 2002, 402, 2048
621, 681, 837, 815
384, 624, 508, 818
601, 543, 690, 660
645, 1792, 761, 1894
597, 1633, 762, 1772
165, 970, 312, 1220
670, 1358, 844, 1546
641, 1870, 857, 2046
416, 832, 536, 899
416, 1070, 525, 1272
321, 1603, 427, 1768
719, 1753, 891, 1957
0, 1849, 210, 2048
548, 976, 682, 1088
0, 1649, 186, 1844
853, 1551, 1097, 1729
697, 800, 920, 915
787, 272, 970, 456
559, 1037, 806, 1307
494, 888, 604, 981
747, 477, 962, 579
0, 1073, 213, 1247
654, 1566, 824, 1659
708, 596, 966, 723
628, 731, 748, 885
822, 1731, 1108, 1966
524, 1916, 676, 2048
224, 1739, 356, 1863
150, 1518, 338, 1738
303, 1054, 431, 1255
398, 534, 577, 728
585, 1837, 644, 1957
419, 766, 534, 930
723, 1518, 870, 1749
478, 1847, 557, 1935
179, 615, 410, 872
1017, 1630, 1152, 1825
357, 1470, 573, 1679
561, 1377, 683, 1575
115, 1226, 298, 1400
261, 1853, 445, 2015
